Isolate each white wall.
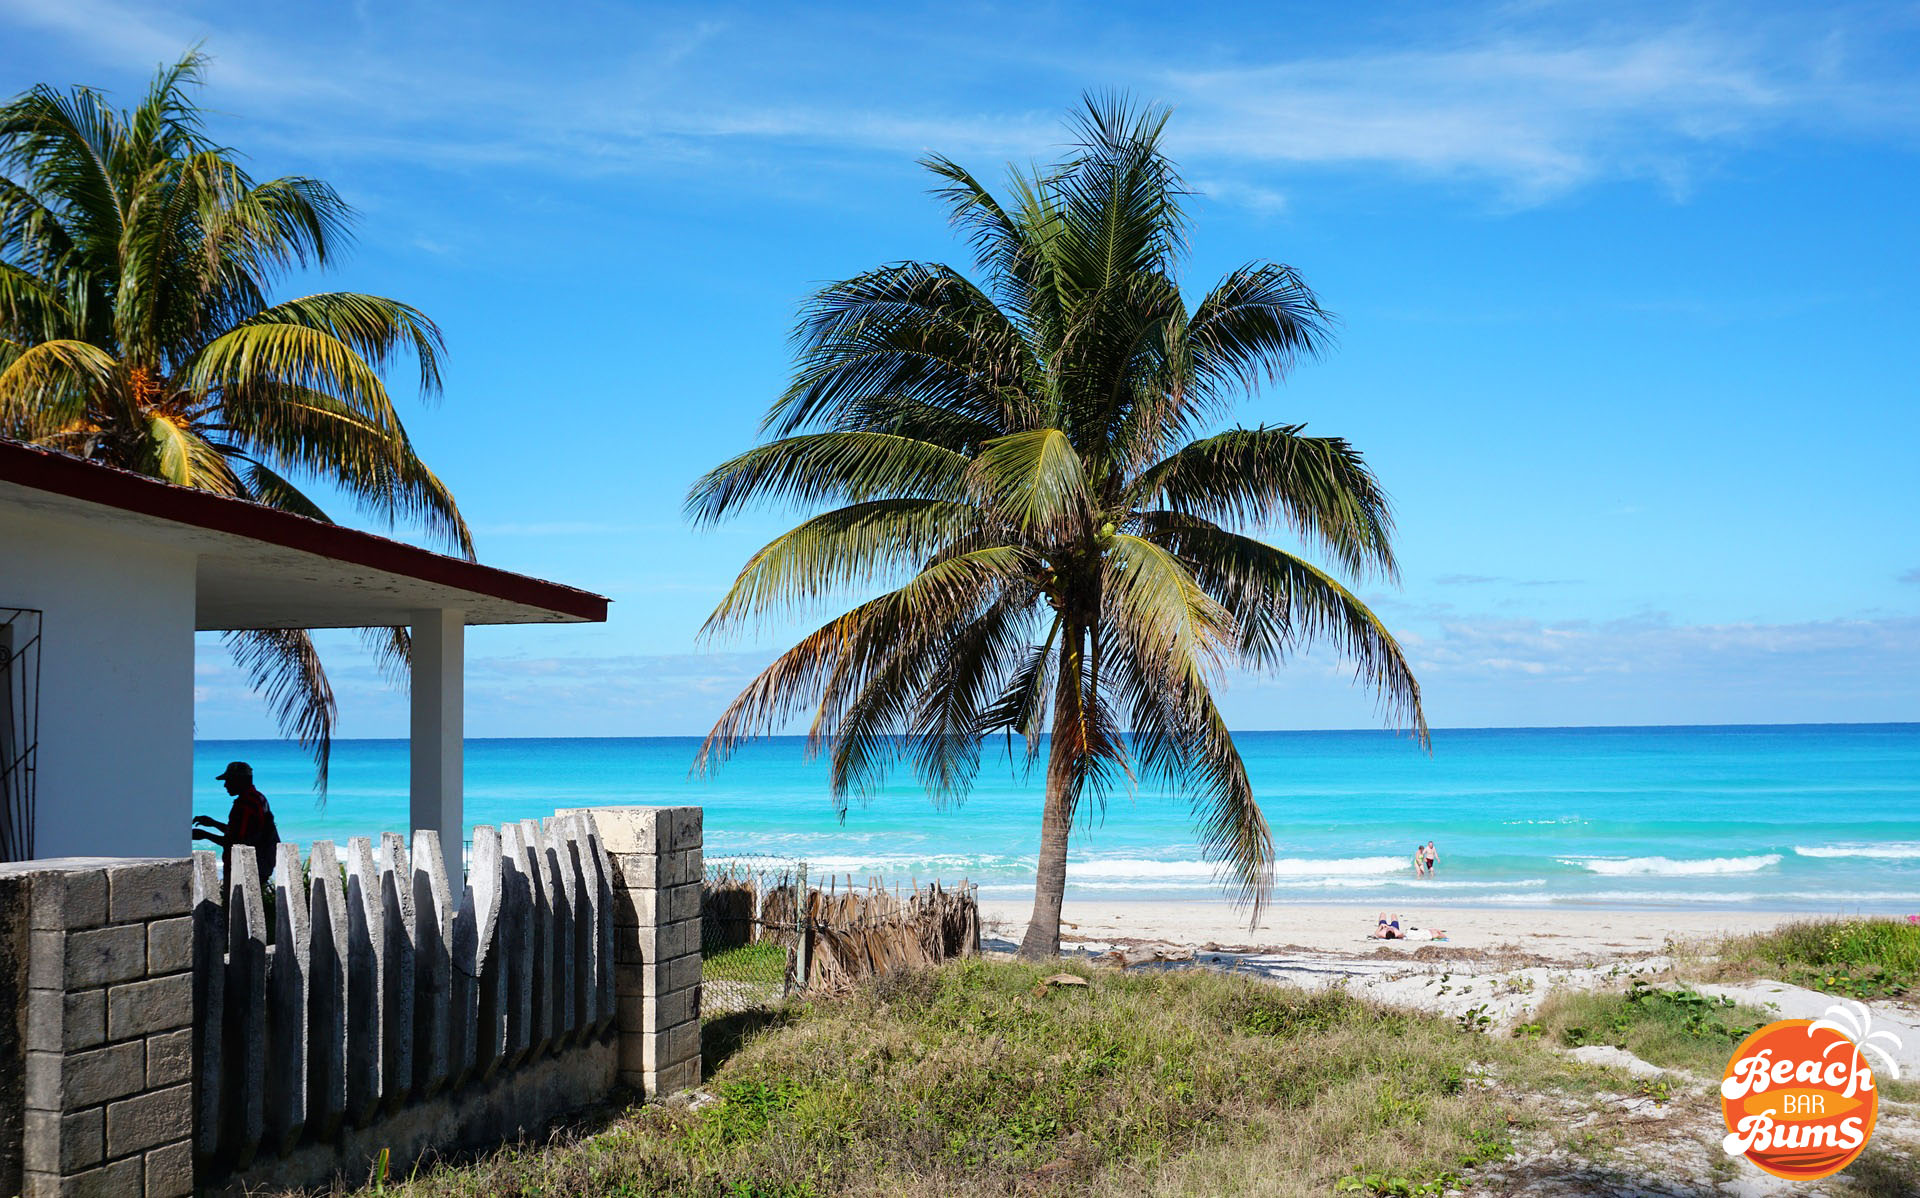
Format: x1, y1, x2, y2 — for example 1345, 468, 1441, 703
1, 506, 197, 859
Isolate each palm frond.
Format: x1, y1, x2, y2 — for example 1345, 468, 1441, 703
917, 153, 1061, 354
766, 262, 1035, 438
360, 626, 412, 692
686, 431, 972, 524
702, 498, 981, 633
1054, 92, 1185, 302
808, 545, 1035, 751
908, 594, 1038, 801
237, 292, 443, 400
195, 175, 355, 284
1101, 532, 1232, 671
218, 382, 472, 556
1097, 598, 1273, 914
226, 627, 336, 794
1142, 512, 1427, 743
237, 456, 331, 521
0, 337, 110, 429
0, 175, 79, 278
180, 319, 402, 420
967, 427, 1088, 533
0, 78, 130, 259
1182, 686, 1273, 917
0, 259, 73, 342
1187, 263, 1333, 397
1131, 424, 1398, 579
980, 614, 1060, 765
920, 153, 1033, 288
147, 412, 238, 491
694, 545, 1035, 784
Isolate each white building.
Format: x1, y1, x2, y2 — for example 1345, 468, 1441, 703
0, 438, 607, 875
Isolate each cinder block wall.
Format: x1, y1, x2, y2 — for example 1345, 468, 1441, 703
0, 869, 32, 1196
4, 858, 195, 1198
564, 806, 703, 1095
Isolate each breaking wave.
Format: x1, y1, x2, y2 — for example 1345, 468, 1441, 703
1561, 854, 1783, 876
1072, 855, 1413, 880
1793, 843, 1920, 860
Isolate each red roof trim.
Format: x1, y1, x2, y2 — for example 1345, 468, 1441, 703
0, 440, 608, 623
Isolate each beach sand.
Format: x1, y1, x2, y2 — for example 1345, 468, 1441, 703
980, 899, 1920, 1085
977, 899, 1809, 962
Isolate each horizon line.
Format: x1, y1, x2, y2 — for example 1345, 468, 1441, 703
193, 719, 1920, 744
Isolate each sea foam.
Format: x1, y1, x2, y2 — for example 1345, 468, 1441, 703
1072, 855, 1411, 880
1561, 854, 1783, 876
1793, 843, 1920, 860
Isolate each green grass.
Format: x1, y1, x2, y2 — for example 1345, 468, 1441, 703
1706, 918, 1920, 1001
329, 959, 1598, 1197
1532, 980, 1774, 1078
702, 941, 789, 986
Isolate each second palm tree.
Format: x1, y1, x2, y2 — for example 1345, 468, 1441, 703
691, 96, 1427, 959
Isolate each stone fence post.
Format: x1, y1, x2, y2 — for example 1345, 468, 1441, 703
564, 807, 701, 1097
1, 857, 195, 1197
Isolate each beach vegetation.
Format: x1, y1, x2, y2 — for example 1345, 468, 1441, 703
687, 95, 1425, 959
1706, 917, 1920, 1001
0, 52, 466, 789
314, 960, 1599, 1197
1532, 979, 1771, 1078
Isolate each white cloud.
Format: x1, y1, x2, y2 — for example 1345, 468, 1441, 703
1191, 178, 1289, 216
1407, 612, 1920, 684
7, 0, 1913, 208
192, 612, 1920, 741
1159, 21, 1907, 200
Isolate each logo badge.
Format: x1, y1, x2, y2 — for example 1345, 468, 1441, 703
1720, 1002, 1902, 1181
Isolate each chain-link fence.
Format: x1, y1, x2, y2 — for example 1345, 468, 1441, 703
701, 855, 805, 1016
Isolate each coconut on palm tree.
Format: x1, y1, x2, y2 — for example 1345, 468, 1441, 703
690, 96, 1427, 959
0, 52, 469, 788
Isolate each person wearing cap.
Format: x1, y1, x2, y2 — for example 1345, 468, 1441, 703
192, 761, 279, 882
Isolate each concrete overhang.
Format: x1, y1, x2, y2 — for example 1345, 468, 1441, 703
0, 440, 609, 629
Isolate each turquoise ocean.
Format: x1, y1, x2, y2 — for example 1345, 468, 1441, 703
192, 724, 1920, 911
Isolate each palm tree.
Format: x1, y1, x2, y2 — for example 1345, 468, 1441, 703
690, 95, 1428, 959
0, 52, 469, 790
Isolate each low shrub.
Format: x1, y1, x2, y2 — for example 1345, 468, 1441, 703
1532, 980, 1771, 1077
1711, 918, 1920, 1001
326, 959, 1590, 1197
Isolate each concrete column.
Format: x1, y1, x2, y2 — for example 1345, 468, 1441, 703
409, 610, 464, 884
2, 857, 196, 1198
567, 807, 701, 1097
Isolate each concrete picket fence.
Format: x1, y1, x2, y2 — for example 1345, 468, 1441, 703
192, 812, 617, 1178
0, 804, 703, 1197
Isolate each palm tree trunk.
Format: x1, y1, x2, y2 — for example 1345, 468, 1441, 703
1018, 620, 1083, 960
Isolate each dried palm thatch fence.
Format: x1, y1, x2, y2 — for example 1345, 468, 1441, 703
701, 859, 981, 1014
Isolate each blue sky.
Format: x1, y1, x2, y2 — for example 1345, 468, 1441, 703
5, 0, 1917, 736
